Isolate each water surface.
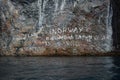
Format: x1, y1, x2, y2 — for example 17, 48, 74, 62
0, 57, 120, 80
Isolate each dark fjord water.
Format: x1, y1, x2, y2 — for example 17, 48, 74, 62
0, 57, 120, 80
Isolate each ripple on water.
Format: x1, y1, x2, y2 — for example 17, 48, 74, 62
0, 57, 119, 80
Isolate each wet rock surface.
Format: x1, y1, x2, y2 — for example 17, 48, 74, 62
0, 0, 113, 56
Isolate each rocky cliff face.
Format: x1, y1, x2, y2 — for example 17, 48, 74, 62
0, 0, 113, 56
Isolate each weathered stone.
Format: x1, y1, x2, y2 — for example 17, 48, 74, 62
21, 26, 34, 34
0, 0, 114, 56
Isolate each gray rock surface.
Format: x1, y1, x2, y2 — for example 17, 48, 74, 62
0, 0, 112, 56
